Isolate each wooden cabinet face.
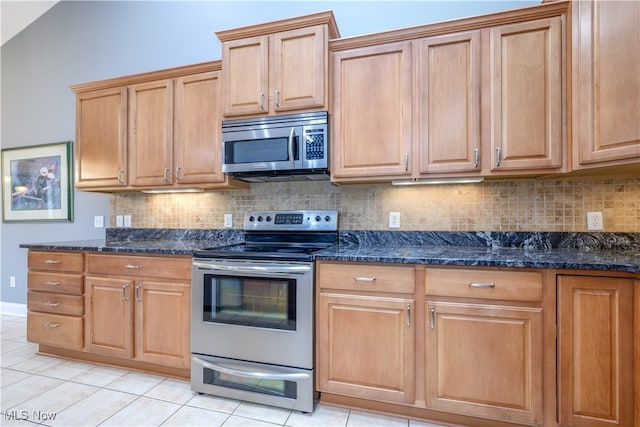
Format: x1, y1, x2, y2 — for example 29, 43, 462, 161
558, 275, 634, 427
85, 276, 134, 359
425, 302, 543, 425
573, 0, 640, 167
128, 80, 174, 186
488, 17, 563, 171
222, 36, 268, 117
317, 293, 415, 404
418, 31, 481, 174
174, 71, 224, 185
134, 280, 190, 369
331, 42, 413, 179
75, 87, 127, 189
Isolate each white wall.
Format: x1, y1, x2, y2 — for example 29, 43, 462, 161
0, 0, 537, 306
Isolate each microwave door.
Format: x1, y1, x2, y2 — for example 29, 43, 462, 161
223, 127, 302, 174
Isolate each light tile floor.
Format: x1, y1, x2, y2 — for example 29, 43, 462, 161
1, 315, 448, 427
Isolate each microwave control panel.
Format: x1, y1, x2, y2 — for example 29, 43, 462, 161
304, 128, 325, 160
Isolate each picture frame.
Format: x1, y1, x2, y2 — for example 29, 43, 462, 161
1, 141, 74, 222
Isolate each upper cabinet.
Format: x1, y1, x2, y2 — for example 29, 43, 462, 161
572, 0, 640, 169
330, 2, 568, 184
216, 11, 340, 118
71, 62, 248, 192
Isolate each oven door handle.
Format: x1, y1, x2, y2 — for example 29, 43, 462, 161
193, 261, 311, 274
192, 356, 311, 380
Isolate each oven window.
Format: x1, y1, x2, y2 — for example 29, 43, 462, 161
202, 367, 297, 399
203, 274, 296, 330
226, 137, 298, 164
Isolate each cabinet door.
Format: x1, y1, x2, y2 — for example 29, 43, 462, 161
129, 80, 174, 186
174, 71, 224, 185
488, 17, 563, 172
425, 302, 543, 425
134, 280, 191, 369
222, 36, 269, 117
85, 276, 134, 359
271, 25, 326, 113
573, 0, 640, 167
331, 42, 413, 179
317, 293, 415, 404
418, 31, 481, 174
558, 275, 634, 427
75, 87, 127, 189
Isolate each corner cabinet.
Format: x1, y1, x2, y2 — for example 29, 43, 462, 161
70, 62, 247, 192
572, 0, 640, 169
217, 11, 339, 118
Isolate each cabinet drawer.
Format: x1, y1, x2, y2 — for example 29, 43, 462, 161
86, 254, 191, 279
426, 268, 542, 302
28, 291, 84, 316
28, 251, 83, 272
28, 272, 83, 295
27, 311, 83, 350
317, 262, 415, 293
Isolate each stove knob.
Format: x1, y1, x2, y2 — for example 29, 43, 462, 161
315, 215, 321, 222
257, 216, 263, 222
325, 215, 331, 222
265, 216, 272, 222
249, 216, 255, 222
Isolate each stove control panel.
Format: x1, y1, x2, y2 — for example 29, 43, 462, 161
244, 210, 338, 231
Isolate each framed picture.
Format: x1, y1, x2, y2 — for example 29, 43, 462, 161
1, 141, 74, 222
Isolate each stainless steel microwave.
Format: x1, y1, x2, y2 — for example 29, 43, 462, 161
222, 112, 328, 182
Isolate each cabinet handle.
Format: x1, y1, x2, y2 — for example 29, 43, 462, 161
406, 304, 411, 327
117, 169, 126, 185
122, 283, 130, 301
125, 264, 143, 269
259, 92, 265, 110
404, 153, 409, 171
468, 282, 496, 288
135, 284, 143, 301
45, 259, 61, 264
43, 322, 60, 328
175, 166, 182, 183
430, 306, 435, 329
495, 147, 502, 167
275, 90, 280, 108
353, 276, 376, 283
45, 280, 60, 286
473, 148, 479, 168
163, 167, 171, 182
44, 302, 61, 307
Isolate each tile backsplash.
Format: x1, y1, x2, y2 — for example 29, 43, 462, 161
110, 176, 640, 232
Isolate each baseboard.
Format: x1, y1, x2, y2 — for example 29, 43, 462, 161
1, 302, 27, 317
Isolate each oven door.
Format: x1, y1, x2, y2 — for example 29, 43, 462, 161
222, 126, 302, 174
191, 259, 314, 369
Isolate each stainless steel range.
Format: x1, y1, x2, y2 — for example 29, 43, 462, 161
190, 210, 338, 413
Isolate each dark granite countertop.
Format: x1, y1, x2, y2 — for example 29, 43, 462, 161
19, 229, 640, 273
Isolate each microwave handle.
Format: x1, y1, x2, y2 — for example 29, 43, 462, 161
288, 127, 296, 169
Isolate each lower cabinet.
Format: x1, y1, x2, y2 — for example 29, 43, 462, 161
425, 302, 543, 425
557, 275, 635, 427
85, 257, 191, 369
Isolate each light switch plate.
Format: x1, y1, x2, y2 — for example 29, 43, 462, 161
94, 215, 104, 228
124, 215, 132, 227
116, 215, 124, 227
224, 214, 233, 228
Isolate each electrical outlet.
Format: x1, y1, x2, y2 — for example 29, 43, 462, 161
10, 276, 16, 288
224, 214, 233, 228
94, 215, 104, 228
116, 215, 124, 227
124, 215, 132, 227
389, 212, 400, 228
586, 212, 603, 231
